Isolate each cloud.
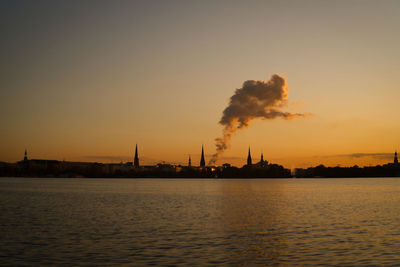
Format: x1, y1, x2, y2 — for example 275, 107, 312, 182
338, 153, 393, 160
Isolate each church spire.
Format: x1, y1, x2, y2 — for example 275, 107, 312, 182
260, 151, 264, 163
188, 155, 192, 167
247, 147, 252, 166
200, 145, 205, 167
134, 144, 139, 168
395, 150, 398, 165
24, 149, 28, 162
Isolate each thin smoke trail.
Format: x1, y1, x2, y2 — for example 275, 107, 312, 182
209, 74, 306, 165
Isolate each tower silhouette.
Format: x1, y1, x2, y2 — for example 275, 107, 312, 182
188, 155, 192, 167
24, 149, 28, 162
200, 145, 205, 167
260, 152, 264, 163
247, 147, 252, 166
134, 144, 139, 168
395, 151, 398, 165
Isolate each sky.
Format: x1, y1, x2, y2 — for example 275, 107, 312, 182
1, 0, 400, 168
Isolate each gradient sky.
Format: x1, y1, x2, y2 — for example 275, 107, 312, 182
1, 0, 400, 168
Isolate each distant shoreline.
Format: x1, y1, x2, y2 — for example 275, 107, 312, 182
2, 176, 400, 179
2, 158, 400, 178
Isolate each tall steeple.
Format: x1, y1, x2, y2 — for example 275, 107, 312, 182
24, 149, 28, 162
188, 155, 192, 167
134, 144, 139, 168
395, 151, 398, 165
200, 145, 205, 167
260, 152, 264, 163
247, 147, 252, 166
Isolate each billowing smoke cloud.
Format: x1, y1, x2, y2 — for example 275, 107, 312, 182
209, 74, 305, 165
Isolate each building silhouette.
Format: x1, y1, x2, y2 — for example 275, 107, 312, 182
134, 144, 139, 168
200, 145, 205, 167
247, 147, 252, 166
254, 152, 268, 167
4, 145, 400, 178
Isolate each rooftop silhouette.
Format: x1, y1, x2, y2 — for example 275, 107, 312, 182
0, 147, 399, 178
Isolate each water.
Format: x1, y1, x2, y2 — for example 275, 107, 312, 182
1, 178, 400, 266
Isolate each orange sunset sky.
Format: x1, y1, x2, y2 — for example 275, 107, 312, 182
1, 0, 400, 168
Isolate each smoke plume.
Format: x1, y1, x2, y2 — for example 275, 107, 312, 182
209, 74, 305, 165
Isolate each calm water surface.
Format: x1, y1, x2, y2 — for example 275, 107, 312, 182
1, 178, 400, 266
